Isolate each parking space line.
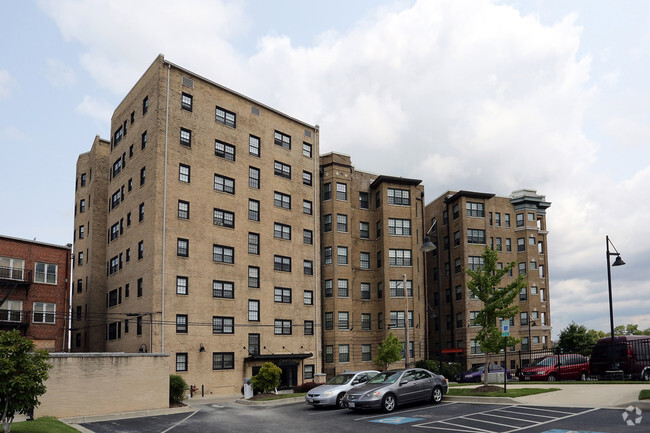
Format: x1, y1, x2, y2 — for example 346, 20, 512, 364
352, 401, 458, 421
431, 420, 492, 432
495, 408, 558, 419
501, 408, 599, 433
160, 410, 199, 433
512, 406, 583, 415
475, 412, 536, 423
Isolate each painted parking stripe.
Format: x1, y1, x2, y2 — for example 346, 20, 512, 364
542, 430, 608, 433
370, 416, 424, 425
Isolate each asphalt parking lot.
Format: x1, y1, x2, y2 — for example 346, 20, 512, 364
80, 399, 645, 433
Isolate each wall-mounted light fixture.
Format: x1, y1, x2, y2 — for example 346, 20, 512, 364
199, 343, 206, 353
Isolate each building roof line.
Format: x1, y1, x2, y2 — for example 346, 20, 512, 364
0, 235, 72, 250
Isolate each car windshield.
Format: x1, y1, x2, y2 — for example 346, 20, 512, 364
325, 374, 354, 385
367, 371, 402, 384
471, 365, 485, 372
532, 356, 556, 367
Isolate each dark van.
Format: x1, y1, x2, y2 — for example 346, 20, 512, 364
589, 336, 650, 380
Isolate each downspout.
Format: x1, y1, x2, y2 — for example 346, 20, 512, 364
446, 201, 455, 355
313, 125, 319, 374
161, 63, 171, 353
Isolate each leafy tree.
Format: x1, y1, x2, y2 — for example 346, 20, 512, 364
374, 332, 403, 370
251, 362, 282, 394
169, 375, 188, 404
557, 322, 600, 355
614, 324, 645, 335
0, 330, 51, 433
466, 248, 525, 387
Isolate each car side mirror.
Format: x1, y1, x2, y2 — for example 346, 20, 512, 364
399, 380, 408, 386
352, 380, 360, 385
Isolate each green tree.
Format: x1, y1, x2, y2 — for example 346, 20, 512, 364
0, 330, 51, 433
251, 362, 282, 394
466, 248, 525, 387
374, 332, 403, 370
557, 322, 600, 355
169, 375, 188, 404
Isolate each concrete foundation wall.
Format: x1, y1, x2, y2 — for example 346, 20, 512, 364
36, 353, 169, 418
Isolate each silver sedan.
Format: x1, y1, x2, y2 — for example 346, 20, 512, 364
343, 368, 448, 412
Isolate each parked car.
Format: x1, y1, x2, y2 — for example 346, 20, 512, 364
519, 354, 589, 381
305, 370, 379, 408
590, 335, 650, 380
343, 368, 448, 412
456, 364, 511, 383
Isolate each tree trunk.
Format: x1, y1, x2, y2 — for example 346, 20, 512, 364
2, 398, 12, 433
483, 353, 489, 387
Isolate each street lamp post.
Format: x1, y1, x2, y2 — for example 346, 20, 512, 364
403, 273, 409, 368
419, 219, 437, 368
527, 317, 536, 365
606, 235, 625, 371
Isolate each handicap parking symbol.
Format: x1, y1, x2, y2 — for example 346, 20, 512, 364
371, 416, 424, 425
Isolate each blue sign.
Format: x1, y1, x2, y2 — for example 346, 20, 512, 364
370, 417, 424, 425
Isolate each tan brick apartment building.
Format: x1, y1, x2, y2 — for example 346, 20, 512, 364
320, 153, 427, 376
0, 235, 71, 351
424, 189, 552, 370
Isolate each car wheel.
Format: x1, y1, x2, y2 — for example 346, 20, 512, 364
580, 371, 588, 381
547, 373, 557, 382
336, 393, 346, 409
431, 386, 443, 404
382, 394, 396, 413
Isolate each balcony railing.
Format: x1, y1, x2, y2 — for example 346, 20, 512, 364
0, 309, 31, 329
0, 267, 32, 284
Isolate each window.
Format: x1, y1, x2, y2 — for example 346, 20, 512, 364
213, 316, 234, 334
248, 199, 260, 221
495, 212, 501, 226
338, 312, 349, 330
181, 93, 192, 111
248, 300, 259, 321
213, 353, 234, 370
178, 200, 189, 219
323, 182, 331, 200
303, 200, 312, 215
360, 222, 369, 239
377, 251, 382, 268
452, 204, 460, 219
520, 287, 527, 301
248, 232, 259, 255
274, 131, 291, 149
274, 319, 292, 335
215, 106, 236, 127
274, 255, 291, 272
180, 128, 191, 147
517, 237, 525, 252
303, 229, 313, 245
337, 214, 348, 232
361, 283, 370, 299
274, 223, 291, 240
389, 280, 413, 297
324, 280, 333, 298
456, 285, 462, 301
387, 188, 410, 205
529, 261, 537, 270
214, 174, 235, 194
304, 291, 313, 305
362, 344, 372, 361
80, 172, 87, 187
531, 285, 539, 295
112, 158, 122, 177
177, 238, 189, 257
470, 340, 482, 355
453, 231, 460, 247
213, 280, 234, 299
248, 334, 260, 355
388, 218, 411, 235
249, 135, 260, 157
361, 313, 371, 331
337, 279, 349, 297
323, 246, 332, 265
516, 213, 524, 227
390, 311, 405, 328
360, 252, 370, 270
214, 140, 236, 161
249, 167, 260, 189
505, 238, 512, 252
304, 321, 314, 335
33, 302, 55, 323
520, 312, 528, 326
376, 221, 382, 238
139, 202, 144, 222
337, 246, 348, 265
467, 256, 483, 270
518, 262, 526, 275
304, 260, 313, 275
325, 312, 333, 330
213, 245, 234, 264
302, 171, 312, 186
323, 214, 332, 232
467, 229, 486, 244
339, 344, 350, 362
274, 191, 291, 209
469, 311, 479, 326
179, 164, 190, 183
359, 192, 369, 209
176, 276, 188, 295
79, 199, 86, 213
325, 346, 333, 363
274, 287, 292, 303
140, 166, 146, 185
495, 237, 502, 251
77, 251, 84, 265
34, 262, 57, 284
302, 142, 312, 157
176, 315, 188, 333
248, 266, 259, 288
466, 202, 485, 217
142, 96, 148, 115
141, 131, 147, 150
176, 353, 188, 371
213, 208, 235, 228
336, 182, 347, 200
388, 249, 411, 266
505, 213, 511, 227
274, 161, 291, 179
137, 278, 143, 297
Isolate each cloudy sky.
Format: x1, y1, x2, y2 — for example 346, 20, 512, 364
1, 0, 649, 339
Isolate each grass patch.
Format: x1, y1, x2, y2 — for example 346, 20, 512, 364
11, 417, 79, 433
447, 387, 560, 398
639, 390, 650, 400
253, 392, 307, 401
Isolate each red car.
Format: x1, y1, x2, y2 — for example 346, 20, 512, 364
519, 354, 589, 381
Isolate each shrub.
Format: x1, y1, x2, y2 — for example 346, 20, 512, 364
251, 362, 282, 393
169, 374, 188, 404
293, 382, 320, 393
415, 359, 440, 375
441, 362, 463, 380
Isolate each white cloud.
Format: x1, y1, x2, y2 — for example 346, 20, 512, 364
603, 117, 650, 148
0, 126, 29, 143
0, 69, 13, 99
45, 58, 76, 88
76, 95, 114, 125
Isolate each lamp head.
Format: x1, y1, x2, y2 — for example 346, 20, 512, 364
612, 256, 625, 267
420, 236, 436, 252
